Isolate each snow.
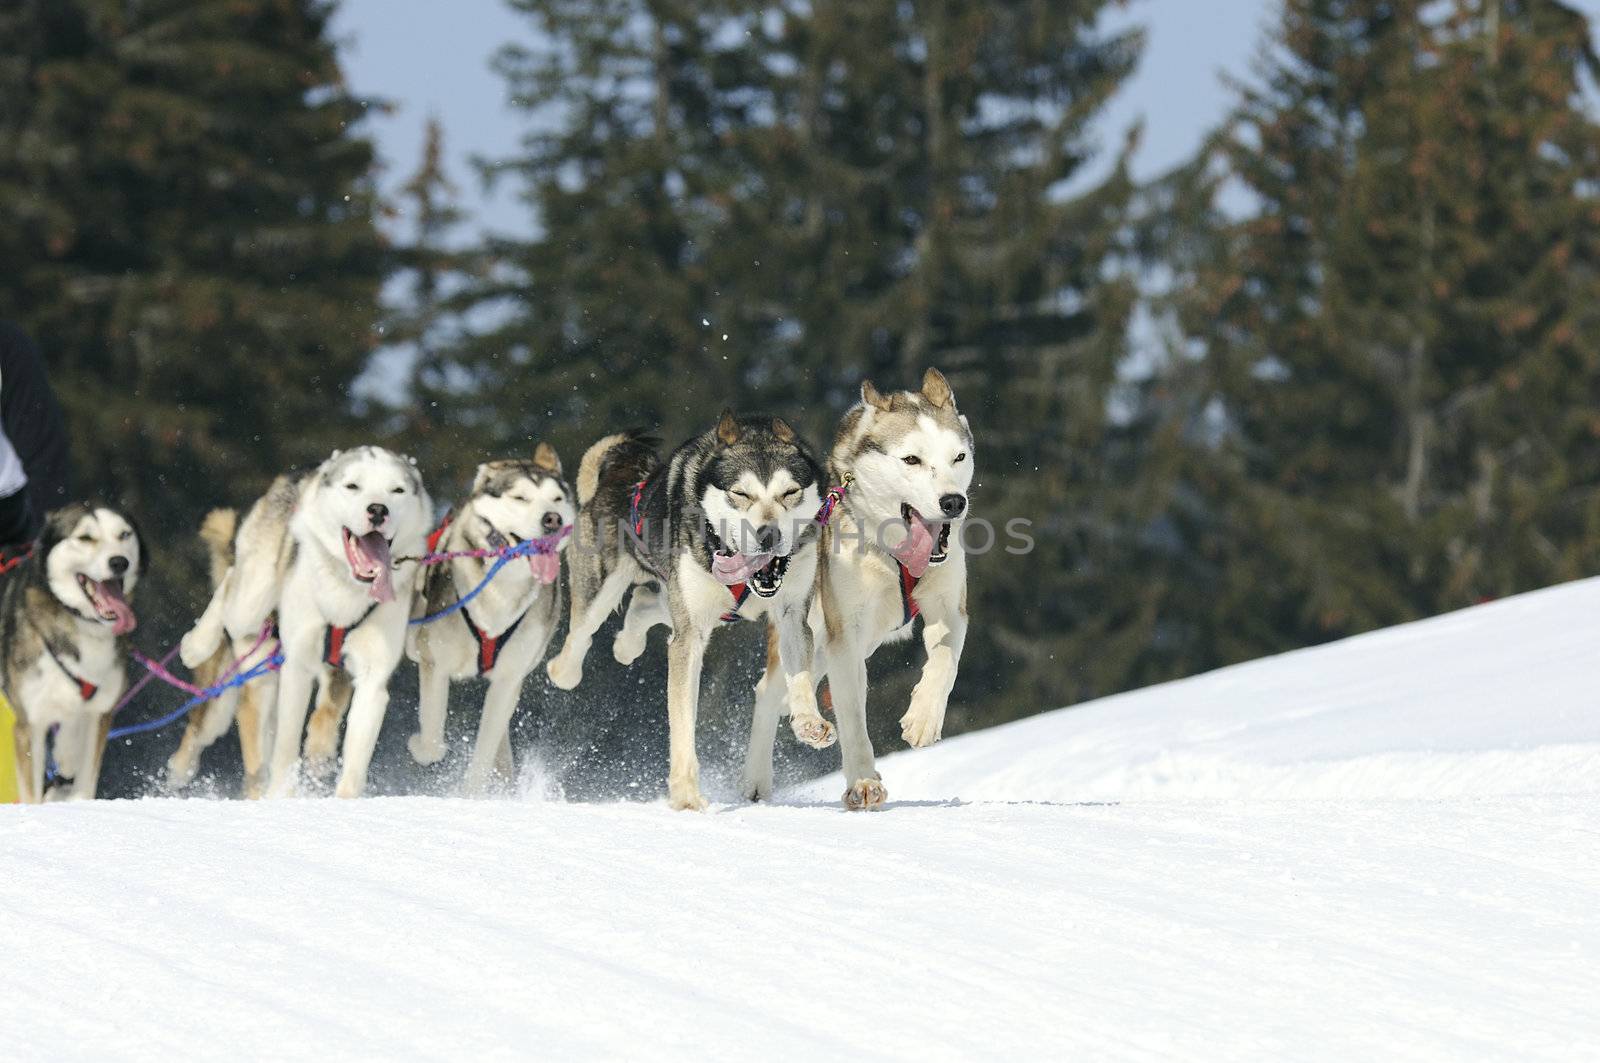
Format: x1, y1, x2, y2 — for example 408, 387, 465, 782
5, 580, 1600, 1059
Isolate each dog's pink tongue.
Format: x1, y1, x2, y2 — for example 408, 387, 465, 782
711, 552, 772, 585
892, 515, 937, 578
527, 551, 560, 585
94, 580, 137, 636
347, 530, 395, 602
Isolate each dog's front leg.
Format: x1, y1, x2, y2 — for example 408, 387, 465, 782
613, 582, 668, 665
266, 662, 317, 798
825, 632, 884, 810
463, 669, 526, 795
664, 617, 711, 811
69, 713, 112, 800
547, 565, 634, 690
900, 584, 968, 748
776, 601, 834, 751
741, 626, 788, 802
334, 669, 392, 799
407, 653, 452, 766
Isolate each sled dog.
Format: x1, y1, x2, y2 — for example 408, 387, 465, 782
744, 369, 973, 809
547, 413, 835, 810
0, 504, 145, 802
179, 446, 432, 798
405, 444, 574, 793
166, 508, 345, 798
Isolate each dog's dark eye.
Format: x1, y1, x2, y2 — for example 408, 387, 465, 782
783, 488, 801, 502
511, 495, 530, 503
729, 490, 750, 503
391, 486, 406, 495
552, 495, 565, 505
902, 456, 922, 466
345, 483, 359, 492
118, 530, 132, 540
954, 453, 967, 464
77, 534, 96, 544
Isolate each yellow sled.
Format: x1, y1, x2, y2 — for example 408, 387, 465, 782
0, 690, 17, 804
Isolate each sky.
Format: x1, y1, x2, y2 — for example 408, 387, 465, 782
331, 0, 1274, 244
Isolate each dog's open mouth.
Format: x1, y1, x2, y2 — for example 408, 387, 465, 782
342, 528, 395, 603
707, 523, 786, 595
894, 504, 952, 577
77, 573, 136, 635
748, 554, 789, 598
484, 524, 560, 585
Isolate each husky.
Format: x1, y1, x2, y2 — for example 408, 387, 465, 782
0, 504, 145, 802
179, 446, 432, 798
546, 413, 836, 810
166, 508, 340, 799
743, 369, 973, 810
404, 444, 574, 793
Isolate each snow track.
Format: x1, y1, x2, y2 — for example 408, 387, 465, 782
5, 580, 1600, 1059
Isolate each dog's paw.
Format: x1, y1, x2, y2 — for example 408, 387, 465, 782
842, 777, 887, 811
900, 703, 945, 748
407, 733, 448, 766
333, 775, 366, 800
790, 712, 837, 750
163, 753, 197, 791
178, 629, 211, 671
546, 651, 584, 691
668, 785, 709, 812
612, 630, 646, 666
739, 771, 774, 803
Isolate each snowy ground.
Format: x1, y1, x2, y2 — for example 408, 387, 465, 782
5, 579, 1600, 1059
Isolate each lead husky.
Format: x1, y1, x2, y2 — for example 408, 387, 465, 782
743, 369, 973, 809
179, 446, 432, 798
0, 504, 145, 802
405, 444, 574, 793
547, 413, 835, 810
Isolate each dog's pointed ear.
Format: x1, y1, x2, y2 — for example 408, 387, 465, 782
861, 380, 892, 412
472, 463, 495, 493
921, 367, 953, 408
716, 409, 742, 446
532, 441, 562, 476
124, 510, 152, 579
771, 418, 796, 445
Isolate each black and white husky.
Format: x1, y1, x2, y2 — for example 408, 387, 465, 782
405, 444, 574, 793
179, 446, 432, 798
547, 413, 835, 810
0, 504, 145, 802
744, 369, 974, 809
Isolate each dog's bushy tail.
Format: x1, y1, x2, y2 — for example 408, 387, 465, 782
198, 508, 237, 589
180, 509, 237, 670
577, 429, 659, 507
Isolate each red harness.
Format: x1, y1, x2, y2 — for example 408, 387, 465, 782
39, 635, 98, 701
461, 608, 526, 676
323, 603, 379, 671
897, 563, 922, 627
720, 582, 752, 625
0, 545, 34, 576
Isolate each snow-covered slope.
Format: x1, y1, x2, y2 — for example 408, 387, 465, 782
4, 580, 1600, 1060
804, 575, 1600, 804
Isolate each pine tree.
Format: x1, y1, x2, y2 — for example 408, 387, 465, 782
1153, 0, 1600, 665
0, 0, 387, 597
381, 116, 476, 492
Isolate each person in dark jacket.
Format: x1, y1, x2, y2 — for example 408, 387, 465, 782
0, 322, 73, 548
